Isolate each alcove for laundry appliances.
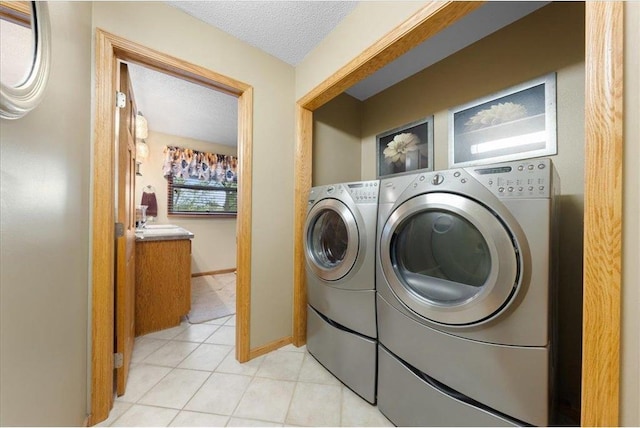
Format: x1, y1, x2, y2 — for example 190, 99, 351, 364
293, 1, 625, 426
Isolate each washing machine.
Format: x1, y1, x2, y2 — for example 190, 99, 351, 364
375, 159, 559, 426
304, 180, 379, 404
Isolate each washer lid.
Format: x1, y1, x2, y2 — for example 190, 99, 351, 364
305, 198, 359, 281
380, 192, 520, 326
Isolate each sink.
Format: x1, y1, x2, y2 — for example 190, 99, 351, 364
135, 225, 194, 240
140, 228, 186, 235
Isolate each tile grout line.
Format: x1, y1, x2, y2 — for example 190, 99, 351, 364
113, 322, 228, 426
178, 343, 236, 425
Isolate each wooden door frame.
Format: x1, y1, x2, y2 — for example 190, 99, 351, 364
293, 2, 624, 426
89, 29, 254, 425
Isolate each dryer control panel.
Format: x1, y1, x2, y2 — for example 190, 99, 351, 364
465, 158, 556, 199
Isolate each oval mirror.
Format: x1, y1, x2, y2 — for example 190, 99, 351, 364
0, 1, 51, 120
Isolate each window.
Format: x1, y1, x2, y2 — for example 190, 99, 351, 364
168, 176, 237, 215
164, 146, 238, 217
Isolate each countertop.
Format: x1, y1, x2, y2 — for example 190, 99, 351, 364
135, 224, 194, 242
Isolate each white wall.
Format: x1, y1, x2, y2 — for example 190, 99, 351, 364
92, 1, 296, 349
134, 132, 237, 274
0, 2, 92, 425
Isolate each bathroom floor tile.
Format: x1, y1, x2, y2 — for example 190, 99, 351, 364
169, 410, 229, 427
233, 377, 296, 423
184, 372, 252, 416
178, 343, 233, 371
143, 340, 199, 367
115, 364, 172, 403
105, 324, 392, 427
204, 325, 235, 345
142, 321, 190, 340
137, 368, 210, 409
131, 337, 169, 363
112, 404, 178, 427
173, 324, 221, 343
227, 417, 284, 427
285, 382, 342, 427
255, 349, 305, 381
204, 315, 232, 325
224, 314, 237, 326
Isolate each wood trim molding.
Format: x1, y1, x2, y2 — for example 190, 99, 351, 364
235, 87, 253, 363
582, 3, 624, 426
90, 28, 254, 424
248, 336, 293, 360
298, 1, 484, 111
0, 1, 31, 27
292, 105, 313, 346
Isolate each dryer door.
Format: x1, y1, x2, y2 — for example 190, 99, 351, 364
380, 192, 520, 326
305, 198, 359, 281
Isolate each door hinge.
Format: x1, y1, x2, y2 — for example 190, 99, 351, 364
114, 353, 123, 369
116, 91, 126, 108
115, 222, 125, 238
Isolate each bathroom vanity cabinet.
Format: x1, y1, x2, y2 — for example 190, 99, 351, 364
135, 228, 193, 336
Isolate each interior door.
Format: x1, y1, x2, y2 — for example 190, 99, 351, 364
115, 62, 137, 396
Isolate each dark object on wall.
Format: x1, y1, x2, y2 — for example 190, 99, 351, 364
141, 189, 158, 217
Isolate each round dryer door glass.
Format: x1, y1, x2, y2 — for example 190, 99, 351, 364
392, 211, 491, 305
380, 193, 520, 326
305, 198, 359, 281
310, 210, 349, 268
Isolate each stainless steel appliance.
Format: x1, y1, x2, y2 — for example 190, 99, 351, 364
376, 159, 559, 426
305, 180, 379, 403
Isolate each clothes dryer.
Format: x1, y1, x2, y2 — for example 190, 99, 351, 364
305, 180, 379, 403
376, 159, 559, 426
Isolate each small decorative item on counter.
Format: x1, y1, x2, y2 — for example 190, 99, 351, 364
135, 205, 148, 229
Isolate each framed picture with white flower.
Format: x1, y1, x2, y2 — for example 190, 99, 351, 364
448, 72, 557, 168
376, 116, 434, 178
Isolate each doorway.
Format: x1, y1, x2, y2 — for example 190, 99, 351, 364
126, 61, 240, 324
90, 29, 254, 426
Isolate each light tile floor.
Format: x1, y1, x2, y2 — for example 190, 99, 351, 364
98, 315, 393, 427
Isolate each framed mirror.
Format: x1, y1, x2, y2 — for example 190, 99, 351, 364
0, 1, 51, 119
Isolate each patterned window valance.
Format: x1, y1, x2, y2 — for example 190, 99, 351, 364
162, 145, 238, 186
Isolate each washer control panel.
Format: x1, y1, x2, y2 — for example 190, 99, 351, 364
466, 158, 553, 198
310, 180, 379, 204
344, 180, 379, 203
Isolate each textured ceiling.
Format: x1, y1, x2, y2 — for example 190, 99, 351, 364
128, 1, 548, 148
167, 1, 358, 66
128, 63, 238, 146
